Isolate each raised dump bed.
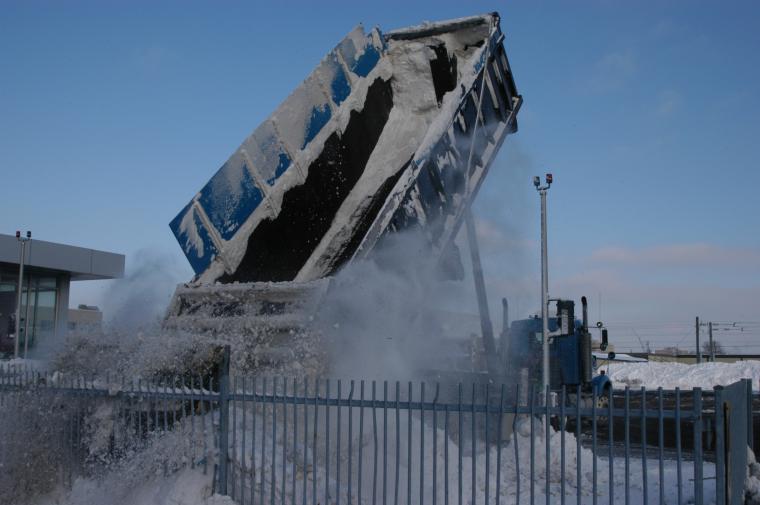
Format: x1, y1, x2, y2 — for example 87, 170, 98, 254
169, 13, 520, 285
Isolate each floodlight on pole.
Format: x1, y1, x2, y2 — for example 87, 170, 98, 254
534, 174, 552, 395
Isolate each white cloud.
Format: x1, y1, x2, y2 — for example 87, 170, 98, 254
590, 243, 760, 268
446, 233, 760, 350
474, 217, 536, 253
587, 49, 638, 91
656, 89, 682, 117
132, 45, 176, 73
598, 50, 637, 77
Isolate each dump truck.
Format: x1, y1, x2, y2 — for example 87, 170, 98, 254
164, 13, 521, 376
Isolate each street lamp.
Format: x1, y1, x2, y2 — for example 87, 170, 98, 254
14, 230, 31, 359
533, 174, 552, 394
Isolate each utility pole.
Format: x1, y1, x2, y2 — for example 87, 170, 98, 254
14, 230, 31, 359
695, 316, 701, 364
708, 321, 715, 362
534, 173, 552, 394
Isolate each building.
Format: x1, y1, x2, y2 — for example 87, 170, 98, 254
0, 233, 124, 357
68, 304, 103, 333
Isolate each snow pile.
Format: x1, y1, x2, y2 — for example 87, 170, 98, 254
219, 407, 712, 505
38, 468, 215, 505
34, 415, 215, 505
220, 410, 602, 504
606, 360, 760, 390
746, 448, 760, 505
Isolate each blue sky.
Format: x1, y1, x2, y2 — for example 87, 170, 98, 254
2, 1, 759, 352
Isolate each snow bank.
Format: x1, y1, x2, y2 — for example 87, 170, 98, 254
606, 360, 760, 390
746, 448, 760, 505
32, 414, 216, 505
37, 468, 215, 505
219, 408, 713, 505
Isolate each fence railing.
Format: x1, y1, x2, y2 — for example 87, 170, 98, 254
0, 359, 753, 505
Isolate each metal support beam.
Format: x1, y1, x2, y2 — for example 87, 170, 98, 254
464, 208, 499, 375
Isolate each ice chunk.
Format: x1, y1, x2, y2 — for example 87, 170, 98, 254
169, 202, 219, 274
243, 119, 292, 186
197, 156, 264, 241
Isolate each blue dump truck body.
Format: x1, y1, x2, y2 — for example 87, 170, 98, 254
170, 13, 520, 284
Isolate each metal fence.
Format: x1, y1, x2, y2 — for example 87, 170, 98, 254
0, 360, 754, 505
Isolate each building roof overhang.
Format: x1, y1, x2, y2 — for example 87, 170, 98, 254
0, 233, 124, 281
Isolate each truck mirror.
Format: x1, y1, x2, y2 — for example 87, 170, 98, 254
600, 328, 608, 351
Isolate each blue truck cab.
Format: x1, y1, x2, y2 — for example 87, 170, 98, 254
500, 298, 595, 392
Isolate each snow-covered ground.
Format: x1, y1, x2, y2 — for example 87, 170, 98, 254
605, 359, 760, 390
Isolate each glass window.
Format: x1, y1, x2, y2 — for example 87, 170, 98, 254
1, 273, 59, 356
0, 277, 17, 356
31, 284, 57, 346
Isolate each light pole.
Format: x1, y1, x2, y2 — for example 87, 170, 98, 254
533, 174, 552, 394
14, 230, 31, 359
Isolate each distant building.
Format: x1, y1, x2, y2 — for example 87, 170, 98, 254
68, 304, 103, 333
0, 233, 124, 357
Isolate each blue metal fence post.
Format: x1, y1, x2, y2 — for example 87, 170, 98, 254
675, 388, 682, 505
217, 345, 231, 496
747, 379, 754, 453
693, 388, 703, 505
714, 386, 725, 505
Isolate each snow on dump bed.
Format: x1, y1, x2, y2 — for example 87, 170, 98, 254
295, 23, 491, 282
170, 25, 386, 278
606, 360, 760, 390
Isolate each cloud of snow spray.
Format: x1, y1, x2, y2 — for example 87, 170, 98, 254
0, 250, 205, 504
318, 228, 477, 381
46, 249, 194, 377
315, 139, 542, 383
19, 249, 183, 366
102, 249, 186, 332
472, 140, 541, 322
